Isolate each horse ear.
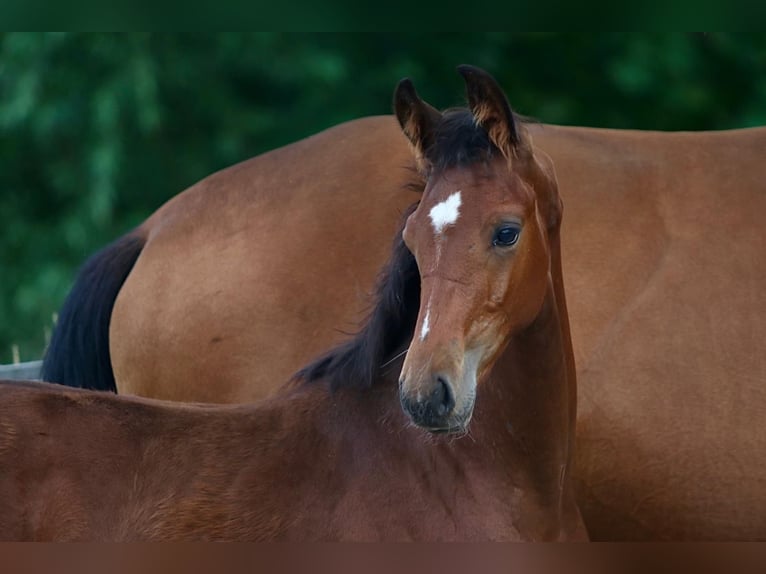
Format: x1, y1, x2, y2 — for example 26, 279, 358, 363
394, 78, 442, 172
457, 65, 525, 160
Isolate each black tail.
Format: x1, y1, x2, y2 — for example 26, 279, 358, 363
41, 233, 146, 391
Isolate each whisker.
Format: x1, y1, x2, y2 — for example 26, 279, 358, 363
380, 347, 410, 369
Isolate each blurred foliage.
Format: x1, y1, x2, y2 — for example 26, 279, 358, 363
2, 32, 765, 362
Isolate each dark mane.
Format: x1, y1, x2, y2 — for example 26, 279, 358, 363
423, 108, 527, 172
293, 205, 420, 390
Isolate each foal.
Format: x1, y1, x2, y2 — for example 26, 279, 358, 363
0, 66, 585, 541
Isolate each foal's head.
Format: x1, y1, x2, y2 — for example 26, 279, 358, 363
395, 66, 562, 433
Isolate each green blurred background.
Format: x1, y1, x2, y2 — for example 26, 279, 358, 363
2, 32, 766, 364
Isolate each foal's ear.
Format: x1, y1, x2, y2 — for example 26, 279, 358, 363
457, 65, 526, 160
394, 78, 442, 172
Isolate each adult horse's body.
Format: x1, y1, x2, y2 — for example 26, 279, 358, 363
43, 77, 766, 539
2, 69, 586, 541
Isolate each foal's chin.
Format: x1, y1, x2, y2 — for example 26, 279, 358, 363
416, 405, 475, 436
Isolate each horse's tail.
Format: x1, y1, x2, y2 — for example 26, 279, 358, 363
41, 232, 146, 391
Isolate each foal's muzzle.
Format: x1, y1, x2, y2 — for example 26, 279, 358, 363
399, 374, 461, 432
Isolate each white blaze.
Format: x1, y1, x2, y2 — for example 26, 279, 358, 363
428, 191, 462, 235
420, 308, 431, 341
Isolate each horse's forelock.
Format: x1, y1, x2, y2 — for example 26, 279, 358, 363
421, 108, 528, 173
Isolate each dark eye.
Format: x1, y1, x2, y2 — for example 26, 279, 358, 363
492, 225, 521, 247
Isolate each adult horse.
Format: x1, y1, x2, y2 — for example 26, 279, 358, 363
1, 68, 585, 541
43, 71, 766, 540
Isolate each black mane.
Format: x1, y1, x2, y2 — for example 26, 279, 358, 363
293, 205, 421, 390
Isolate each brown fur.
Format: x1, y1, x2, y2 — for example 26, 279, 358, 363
0, 378, 584, 541
1, 85, 587, 539
78, 103, 765, 539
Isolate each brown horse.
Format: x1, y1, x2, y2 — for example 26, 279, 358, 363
2, 68, 586, 542
43, 72, 766, 539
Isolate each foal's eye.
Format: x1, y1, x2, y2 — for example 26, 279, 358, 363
492, 225, 521, 247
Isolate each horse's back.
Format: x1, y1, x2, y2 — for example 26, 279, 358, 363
0, 380, 262, 540
0, 381, 240, 540
0, 381, 133, 539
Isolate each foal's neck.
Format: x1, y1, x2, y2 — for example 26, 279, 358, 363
479, 281, 574, 448
474, 246, 577, 532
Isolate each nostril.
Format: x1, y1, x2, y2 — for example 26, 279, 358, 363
433, 375, 456, 416
400, 377, 457, 426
